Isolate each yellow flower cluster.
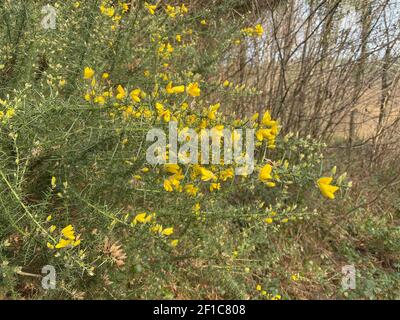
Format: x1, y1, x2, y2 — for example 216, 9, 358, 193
242, 24, 264, 37
144, 2, 189, 18
83, 67, 200, 111
0, 99, 15, 124
78, 1, 343, 252
164, 3, 189, 18
317, 177, 339, 200
82, 65, 287, 203
258, 164, 276, 187
132, 211, 178, 247
255, 284, 282, 300
255, 111, 279, 149
47, 224, 81, 249
99, 1, 129, 30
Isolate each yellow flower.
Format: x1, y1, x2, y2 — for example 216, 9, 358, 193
291, 274, 300, 281
116, 85, 126, 100
242, 27, 254, 36
200, 167, 217, 181
165, 82, 173, 94
261, 111, 274, 126
144, 2, 157, 14
143, 109, 152, 118
317, 177, 339, 200
46, 215, 52, 222
265, 217, 273, 224
151, 224, 163, 233
49, 225, 57, 233
170, 239, 179, 247
172, 84, 185, 94
102, 72, 109, 79
155, 102, 164, 113
155, 102, 171, 122
51, 176, 56, 189
254, 24, 264, 37
175, 34, 181, 42
259, 164, 272, 183
130, 88, 141, 103
59, 79, 66, 87
102, 6, 115, 17
83, 67, 94, 79
162, 227, 174, 236
207, 103, 220, 120
166, 43, 174, 53
61, 225, 75, 240
219, 168, 234, 181
164, 179, 173, 192
200, 19, 207, 25
166, 82, 185, 94
133, 212, 146, 224
180, 4, 188, 14
164, 164, 181, 174
223, 80, 230, 87
161, 109, 171, 122
133, 212, 152, 225
55, 238, 72, 249
187, 82, 201, 97
256, 284, 262, 291
191, 164, 202, 178
209, 183, 220, 192
165, 5, 176, 17
192, 203, 201, 213
47, 242, 54, 249
5, 108, 15, 119
122, 2, 129, 11
170, 171, 184, 184
199, 120, 207, 129
184, 184, 199, 196
94, 96, 105, 105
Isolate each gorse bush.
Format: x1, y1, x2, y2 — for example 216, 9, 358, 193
0, 0, 352, 299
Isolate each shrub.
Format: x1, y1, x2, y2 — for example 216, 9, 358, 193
0, 0, 350, 299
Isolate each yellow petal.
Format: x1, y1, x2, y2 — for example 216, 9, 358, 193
318, 177, 333, 185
